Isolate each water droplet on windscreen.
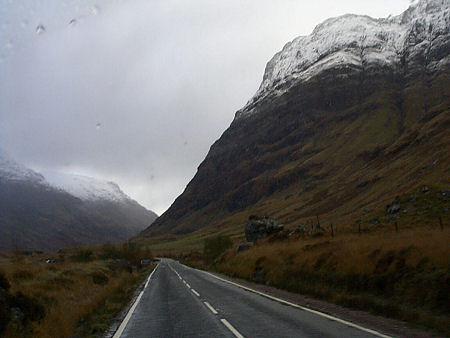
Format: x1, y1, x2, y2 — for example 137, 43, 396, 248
96, 123, 101, 129
91, 5, 100, 16
36, 24, 46, 34
68, 18, 77, 27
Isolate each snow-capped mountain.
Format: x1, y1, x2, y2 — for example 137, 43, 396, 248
238, 0, 449, 118
0, 148, 46, 184
0, 152, 157, 251
42, 171, 130, 203
144, 0, 449, 237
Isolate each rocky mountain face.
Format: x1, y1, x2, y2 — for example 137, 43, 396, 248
0, 151, 157, 251
144, 0, 449, 237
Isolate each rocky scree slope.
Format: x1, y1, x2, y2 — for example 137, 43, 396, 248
0, 151, 157, 251
144, 0, 449, 236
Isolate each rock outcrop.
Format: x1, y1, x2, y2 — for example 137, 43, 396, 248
244, 216, 284, 242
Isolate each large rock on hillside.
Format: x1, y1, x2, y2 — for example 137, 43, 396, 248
245, 217, 284, 242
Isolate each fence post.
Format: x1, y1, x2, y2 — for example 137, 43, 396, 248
330, 223, 334, 238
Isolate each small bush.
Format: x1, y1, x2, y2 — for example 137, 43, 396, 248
0, 270, 10, 291
9, 292, 45, 324
91, 272, 109, 285
204, 235, 233, 265
0, 292, 10, 333
100, 243, 121, 260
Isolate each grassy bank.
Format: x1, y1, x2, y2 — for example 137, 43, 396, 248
190, 225, 449, 336
0, 244, 154, 337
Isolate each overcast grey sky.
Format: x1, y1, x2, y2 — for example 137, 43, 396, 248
0, 0, 411, 214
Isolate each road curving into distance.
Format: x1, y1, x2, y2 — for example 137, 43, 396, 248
114, 258, 392, 338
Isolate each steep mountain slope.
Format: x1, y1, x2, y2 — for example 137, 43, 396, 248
0, 151, 157, 251
143, 0, 449, 237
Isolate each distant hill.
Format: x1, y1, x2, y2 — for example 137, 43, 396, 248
142, 0, 449, 237
0, 150, 157, 251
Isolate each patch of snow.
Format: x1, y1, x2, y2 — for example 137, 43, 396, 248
236, 0, 449, 119
42, 170, 130, 202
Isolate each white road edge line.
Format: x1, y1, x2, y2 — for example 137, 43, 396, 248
204, 301, 218, 314
113, 263, 159, 338
191, 289, 200, 297
200, 269, 392, 338
220, 318, 244, 338
186, 283, 191, 288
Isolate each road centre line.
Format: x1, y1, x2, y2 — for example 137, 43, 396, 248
113, 263, 159, 338
171, 263, 244, 337
220, 318, 244, 338
199, 268, 392, 338
204, 301, 218, 314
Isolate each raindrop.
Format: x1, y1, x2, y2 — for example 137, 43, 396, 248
96, 122, 102, 129
91, 5, 100, 16
68, 18, 77, 27
35, 24, 46, 34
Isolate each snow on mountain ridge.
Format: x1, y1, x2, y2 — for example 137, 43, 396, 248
0, 149, 46, 183
236, 0, 449, 118
42, 171, 130, 202
0, 149, 132, 203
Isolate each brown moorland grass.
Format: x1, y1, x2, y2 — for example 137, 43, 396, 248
0, 247, 154, 338
210, 225, 450, 335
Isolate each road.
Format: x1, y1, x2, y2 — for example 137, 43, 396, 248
115, 259, 390, 338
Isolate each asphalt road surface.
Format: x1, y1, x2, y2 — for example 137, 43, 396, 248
115, 259, 389, 338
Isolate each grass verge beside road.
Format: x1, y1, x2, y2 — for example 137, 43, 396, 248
0, 244, 154, 337
178, 225, 449, 336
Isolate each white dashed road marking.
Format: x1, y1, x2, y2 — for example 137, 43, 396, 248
204, 301, 218, 314
171, 263, 245, 338
220, 318, 244, 338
